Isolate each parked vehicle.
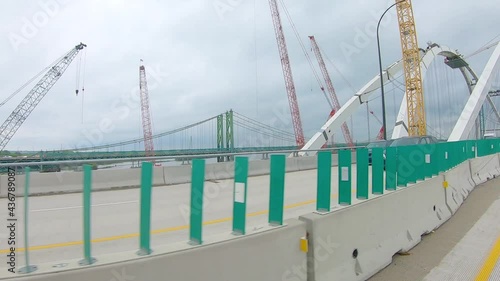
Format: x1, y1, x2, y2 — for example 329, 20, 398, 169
484, 133, 496, 139
389, 135, 439, 147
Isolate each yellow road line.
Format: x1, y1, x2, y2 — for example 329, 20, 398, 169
0, 195, 332, 254
474, 235, 500, 281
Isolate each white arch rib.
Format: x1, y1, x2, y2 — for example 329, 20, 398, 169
448, 42, 500, 141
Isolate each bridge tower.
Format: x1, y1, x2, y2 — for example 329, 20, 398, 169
217, 114, 224, 162
225, 110, 234, 161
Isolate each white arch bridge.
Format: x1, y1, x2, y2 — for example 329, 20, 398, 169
300, 42, 500, 155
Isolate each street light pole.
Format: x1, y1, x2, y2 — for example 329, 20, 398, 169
377, 1, 404, 140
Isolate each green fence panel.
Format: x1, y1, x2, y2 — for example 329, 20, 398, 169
78, 165, 96, 264
233, 156, 248, 235
407, 145, 423, 183
440, 142, 445, 172
397, 145, 410, 187
338, 149, 351, 205
446, 142, 452, 171
189, 159, 205, 245
465, 141, 471, 162
447, 142, 453, 168
466, 140, 472, 159
431, 143, 439, 176
455, 142, 461, 166
269, 155, 286, 225
451, 142, 462, 168
482, 139, 488, 157
317, 151, 332, 212
356, 148, 369, 199
371, 147, 384, 195
19, 167, 37, 273
385, 147, 397, 190
138, 162, 153, 255
440, 142, 447, 172
408, 145, 422, 182
489, 139, 496, 155
477, 140, 483, 158
422, 144, 433, 179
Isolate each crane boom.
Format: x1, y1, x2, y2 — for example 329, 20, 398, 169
0, 42, 87, 151
139, 62, 155, 159
369, 110, 385, 140
309, 36, 354, 148
268, 0, 305, 147
396, 0, 426, 136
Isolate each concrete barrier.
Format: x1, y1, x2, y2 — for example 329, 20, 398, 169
443, 160, 473, 214
153, 166, 165, 186
285, 157, 300, 173
92, 168, 141, 190
4, 219, 307, 281
470, 154, 500, 185
0, 166, 165, 198
163, 165, 192, 185
299, 175, 451, 281
4, 171, 83, 196
248, 159, 270, 177
205, 162, 234, 181
297, 156, 317, 171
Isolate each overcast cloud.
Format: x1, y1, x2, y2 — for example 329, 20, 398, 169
0, 0, 498, 151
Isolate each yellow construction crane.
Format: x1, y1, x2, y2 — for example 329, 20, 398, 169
396, 0, 426, 136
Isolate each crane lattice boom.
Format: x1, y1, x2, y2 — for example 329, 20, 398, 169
139, 63, 155, 158
396, 0, 426, 136
268, 0, 305, 147
369, 110, 385, 140
0, 43, 86, 151
309, 36, 354, 148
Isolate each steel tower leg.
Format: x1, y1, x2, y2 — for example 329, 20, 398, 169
225, 110, 234, 161
217, 114, 224, 163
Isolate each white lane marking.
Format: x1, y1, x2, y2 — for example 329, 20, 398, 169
31, 200, 138, 213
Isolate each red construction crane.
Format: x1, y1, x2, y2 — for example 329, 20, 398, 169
309, 36, 354, 148
268, 0, 305, 147
370, 111, 385, 140
139, 61, 156, 160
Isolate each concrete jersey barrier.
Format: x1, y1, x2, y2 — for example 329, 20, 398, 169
0, 155, 346, 197
3, 219, 307, 281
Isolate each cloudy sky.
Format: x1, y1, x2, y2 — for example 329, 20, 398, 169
0, 0, 498, 151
